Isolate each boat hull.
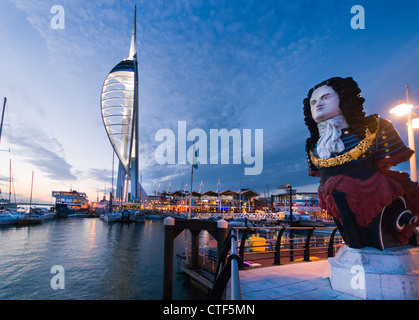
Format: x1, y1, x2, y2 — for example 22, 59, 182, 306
0, 218, 18, 225
55, 204, 88, 218
103, 213, 121, 223
17, 218, 43, 226
41, 212, 56, 220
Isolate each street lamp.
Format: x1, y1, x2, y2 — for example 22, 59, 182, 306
389, 85, 418, 182
277, 184, 294, 226
278, 184, 295, 262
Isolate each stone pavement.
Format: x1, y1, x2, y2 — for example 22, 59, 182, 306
235, 260, 361, 300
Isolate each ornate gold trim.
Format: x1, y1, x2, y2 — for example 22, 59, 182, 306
310, 126, 378, 168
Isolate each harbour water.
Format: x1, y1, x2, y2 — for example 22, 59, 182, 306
0, 215, 207, 300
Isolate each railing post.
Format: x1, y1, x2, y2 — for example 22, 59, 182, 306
289, 228, 294, 262
216, 219, 229, 263
163, 217, 175, 300
238, 227, 249, 269
274, 227, 285, 265
210, 229, 242, 300
190, 229, 200, 269
328, 228, 338, 257
230, 230, 241, 300
303, 228, 315, 262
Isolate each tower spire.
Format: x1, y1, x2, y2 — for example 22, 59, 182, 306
128, 5, 137, 59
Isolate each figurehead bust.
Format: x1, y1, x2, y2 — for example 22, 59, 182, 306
303, 77, 419, 250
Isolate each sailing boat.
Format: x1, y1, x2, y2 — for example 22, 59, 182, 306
0, 98, 18, 210
0, 159, 19, 210
17, 171, 43, 226
0, 160, 21, 226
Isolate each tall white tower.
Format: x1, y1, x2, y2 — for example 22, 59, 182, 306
101, 6, 146, 202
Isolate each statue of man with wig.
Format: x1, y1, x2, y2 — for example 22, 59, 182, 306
304, 77, 419, 250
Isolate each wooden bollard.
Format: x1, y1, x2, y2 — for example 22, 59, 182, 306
163, 216, 175, 300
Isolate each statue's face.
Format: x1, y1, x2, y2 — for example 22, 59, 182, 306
310, 85, 341, 123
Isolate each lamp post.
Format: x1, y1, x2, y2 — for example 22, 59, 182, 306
278, 184, 295, 262
389, 85, 418, 182
277, 184, 294, 226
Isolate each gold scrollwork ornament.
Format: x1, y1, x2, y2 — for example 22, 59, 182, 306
310, 127, 377, 168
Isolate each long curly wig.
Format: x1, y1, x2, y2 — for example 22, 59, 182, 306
303, 77, 377, 153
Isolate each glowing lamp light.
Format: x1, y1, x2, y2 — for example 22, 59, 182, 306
388, 85, 418, 183
412, 117, 419, 129
389, 103, 414, 117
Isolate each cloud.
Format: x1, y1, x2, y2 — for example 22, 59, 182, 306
11, 126, 77, 181
84, 168, 113, 182
6, 0, 327, 196
5, 0, 418, 200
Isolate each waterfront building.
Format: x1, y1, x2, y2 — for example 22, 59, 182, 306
51, 190, 89, 217
271, 190, 319, 206
149, 188, 260, 214
267, 186, 323, 216
100, 6, 147, 202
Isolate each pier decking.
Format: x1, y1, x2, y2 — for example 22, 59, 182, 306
231, 260, 361, 300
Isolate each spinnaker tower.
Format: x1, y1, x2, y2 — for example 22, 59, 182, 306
101, 6, 147, 202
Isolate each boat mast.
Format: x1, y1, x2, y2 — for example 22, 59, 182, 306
9, 159, 11, 203
189, 139, 197, 219
11, 161, 16, 204
0, 97, 6, 144
189, 156, 194, 219
29, 171, 34, 211
110, 151, 114, 212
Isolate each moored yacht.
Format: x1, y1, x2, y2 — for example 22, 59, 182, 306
17, 208, 44, 226
102, 211, 121, 223
0, 210, 21, 225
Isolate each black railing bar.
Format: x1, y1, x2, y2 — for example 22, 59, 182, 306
238, 243, 342, 250
232, 226, 336, 229
230, 229, 241, 300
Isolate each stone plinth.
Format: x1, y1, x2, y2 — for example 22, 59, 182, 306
328, 245, 419, 299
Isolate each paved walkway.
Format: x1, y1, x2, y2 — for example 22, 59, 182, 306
236, 260, 361, 300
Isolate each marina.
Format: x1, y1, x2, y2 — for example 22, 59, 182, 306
0, 47, 371, 303
162, 216, 344, 299
0, 203, 344, 300
0, 216, 206, 300
1, 2, 419, 304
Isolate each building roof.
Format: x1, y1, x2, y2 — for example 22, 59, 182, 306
220, 189, 239, 196
154, 188, 261, 198
202, 190, 219, 197
240, 189, 259, 198
170, 190, 187, 197
185, 191, 202, 197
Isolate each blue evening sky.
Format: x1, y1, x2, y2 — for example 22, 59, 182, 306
0, 0, 418, 202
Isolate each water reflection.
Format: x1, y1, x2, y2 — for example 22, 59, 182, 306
86, 219, 97, 251
0, 219, 206, 300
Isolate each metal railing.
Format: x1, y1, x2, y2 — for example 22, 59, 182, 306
235, 226, 342, 267
207, 225, 343, 300
210, 229, 242, 300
